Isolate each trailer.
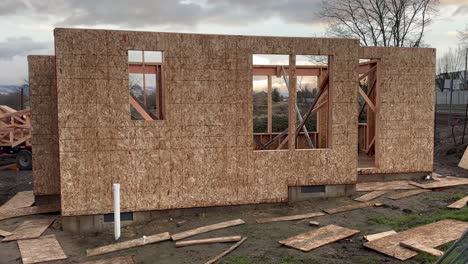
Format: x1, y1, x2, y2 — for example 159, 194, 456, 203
0, 105, 32, 170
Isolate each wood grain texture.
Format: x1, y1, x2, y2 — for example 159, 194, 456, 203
0, 191, 34, 211
81, 256, 135, 264
323, 202, 382, 214
356, 181, 418, 192
176, 236, 242, 247
400, 240, 444, 257
409, 177, 468, 189
0, 204, 60, 221
386, 189, 431, 200
205, 237, 247, 264
279, 225, 359, 252
3, 217, 55, 242
18, 234, 67, 264
28, 55, 60, 196
448, 196, 468, 209
87, 232, 171, 257
458, 147, 468, 169
354, 191, 388, 202
364, 220, 468, 260
171, 219, 245, 241
256, 212, 325, 224
364, 230, 396, 241
0, 229, 12, 237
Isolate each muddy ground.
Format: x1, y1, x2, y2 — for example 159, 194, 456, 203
0, 115, 467, 264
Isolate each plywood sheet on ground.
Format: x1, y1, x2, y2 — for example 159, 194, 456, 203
409, 177, 468, 189
400, 240, 444, 257
18, 234, 67, 264
171, 219, 245, 241
356, 181, 418, 192
279, 224, 359, 252
364, 219, 468, 260
323, 202, 382, 214
354, 191, 388, 202
256, 212, 325, 224
87, 232, 171, 257
386, 189, 431, 200
448, 196, 468, 209
0, 204, 60, 220
0, 191, 34, 211
0, 229, 12, 237
364, 230, 397, 241
81, 256, 135, 264
3, 217, 55, 242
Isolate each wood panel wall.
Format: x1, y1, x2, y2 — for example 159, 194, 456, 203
50, 28, 434, 216
359, 47, 435, 174
28, 56, 61, 195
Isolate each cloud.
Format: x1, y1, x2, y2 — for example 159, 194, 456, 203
0, 37, 49, 60
0, 0, 323, 28
453, 5, 468, 15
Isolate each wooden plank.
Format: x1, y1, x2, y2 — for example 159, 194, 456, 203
175, 236, 242, 247
358, 87, 375, 112
256, 212, 325, 224
354, 191, 388, 202
0, 204, 60, 221
87, 232, 170, 257
279, 224, 359, 252
3, 217, 55, 242
0, 191, 34, 211
386, 189, 431, 200
400, 240, 444, 257
364, 230, 397, 241
409, 177, 468, 189
356, 181, 418, 192
267, 75, 272, 134
0, 229, 12, 237
323, 202, 383, 214
80, 256, 135, 264
171, 219, 245, 241
309, 221, 320, 226
364, 220, 468, 261
205, 237, 247, 264
18, 234, 67, 264
458, 147, 468, 169
448, 196, 468, 209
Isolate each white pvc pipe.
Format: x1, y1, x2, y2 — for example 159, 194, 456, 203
113, 183, 120, 240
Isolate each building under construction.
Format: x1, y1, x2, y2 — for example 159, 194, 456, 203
28, 28, 435, 231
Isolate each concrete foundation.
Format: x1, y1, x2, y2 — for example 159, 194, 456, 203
357, 172, 429, 183
288, 184, 356, 203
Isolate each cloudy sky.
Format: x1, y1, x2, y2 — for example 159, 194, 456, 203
0, 0, 467, 85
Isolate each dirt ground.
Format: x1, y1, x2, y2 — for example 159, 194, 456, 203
0, 115, 467, 264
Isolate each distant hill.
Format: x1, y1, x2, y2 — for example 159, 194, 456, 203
0, 85, 29, 109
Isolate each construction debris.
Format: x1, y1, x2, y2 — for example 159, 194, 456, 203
279, 225, 359, 252
356, 181, 418, 192
409, 176, 468, 189
205, 237, 247, 264
3, 217, 55, 242
256, 212, 325, 224
448, 196, 468, 209
458, 147, 468, 169
18, 234, 67, 264
171, 219, 245, 241
309, 221, 320, 226
0, 191, 34, 211
0, 229, 12, 237
364, 220, 468, 260
354, 191, 388, 202
386, 189, 431, 200
323, 202, 383, 214
175, 236, 242, 247
400, 240, 444, 257
87, 232, 171, 257
0, 204, 60, 221
364, 230, 397, 242
81, 256, 135, 264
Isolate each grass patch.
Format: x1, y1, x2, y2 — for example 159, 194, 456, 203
413, 241, 454, 264
371, 207, 468, 231
352, 255, 380, 264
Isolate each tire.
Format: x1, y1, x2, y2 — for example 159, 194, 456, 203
16, 149, 32, 170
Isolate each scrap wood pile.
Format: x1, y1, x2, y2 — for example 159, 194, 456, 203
0, 173, 467, 263
0, 105, 31, 148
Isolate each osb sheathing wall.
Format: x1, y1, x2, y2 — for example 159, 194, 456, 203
359, 47, 435, 174
54, 28, 362, 216
28, 55, 61, 195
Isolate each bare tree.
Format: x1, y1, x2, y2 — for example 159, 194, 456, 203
458, 25, 468, 47
437, 47, 465, 75
320, 0, 439, 47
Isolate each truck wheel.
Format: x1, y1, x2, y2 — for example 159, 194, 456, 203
16, 149, 32, 170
